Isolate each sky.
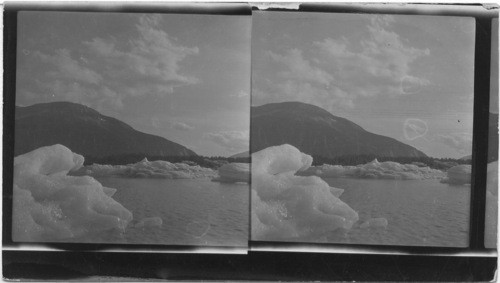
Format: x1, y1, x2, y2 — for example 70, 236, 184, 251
16, 11, 251, 157
252, 12, 476, 159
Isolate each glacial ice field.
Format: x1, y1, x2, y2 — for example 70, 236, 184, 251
12, 144, 249, 246
251, 144, 472, 247
11, 143, 481, 247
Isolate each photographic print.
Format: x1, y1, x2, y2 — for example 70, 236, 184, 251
251, 11, 475, 247
13, 11, 251, 247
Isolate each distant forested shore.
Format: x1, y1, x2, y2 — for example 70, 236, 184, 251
84, 152, 471, 172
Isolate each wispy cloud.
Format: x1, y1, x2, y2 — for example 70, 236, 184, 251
84, 14, 199, 95
34, 49, 102, 84
254, 15, 430, 112
435, 133, 472, 155
313, 15, 430, 97
171, 121, 194, 131
267, 48, 333, 86
230, 90, 249, 98
25, 14, 199, 113
204, 130, 249, 152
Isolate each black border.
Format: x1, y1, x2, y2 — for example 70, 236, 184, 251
4, 1, 253, 15
470, 14, 491, 250
3, 2, 498, 281
3, 250, 497, 281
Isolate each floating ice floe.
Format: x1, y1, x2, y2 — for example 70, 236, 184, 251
212, 163, 250, 183
251, 144, 359, 241
12, 144, 133, 242
300, 159, 446, 180
73, 158, 217, 179
440, 164, 472, 185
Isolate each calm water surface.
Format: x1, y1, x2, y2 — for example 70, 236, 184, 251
95, 177, 249, 247
323, 178, 470, 247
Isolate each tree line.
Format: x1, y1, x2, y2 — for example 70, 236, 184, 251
84, 151, 472, 171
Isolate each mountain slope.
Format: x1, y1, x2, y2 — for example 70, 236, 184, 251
15, 102, 197, 158
251, 102, 427, 158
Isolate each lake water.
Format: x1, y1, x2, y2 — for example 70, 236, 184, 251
92, 177, 249, 247
75, 177, 469, 248
323, 178, 470, 247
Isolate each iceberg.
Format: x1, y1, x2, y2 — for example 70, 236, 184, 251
73, 158, 217, 179
440, 165, 471, 185
212, 163, 250, 183
251, 144, 359, 241
300, 159, 446, 180
12, 144, 133, 242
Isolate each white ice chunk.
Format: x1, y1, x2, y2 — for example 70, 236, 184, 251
300, 158, 446, 180
12, 144, 133, 242
251, 144, 359, 241
252, 144, 313, 176
440, 165, 471, 185
73, 158, 217, 179
212, 163, 250, 183
14, 144, 84, 177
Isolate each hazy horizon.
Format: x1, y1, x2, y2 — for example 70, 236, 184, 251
16, 11, 251, 157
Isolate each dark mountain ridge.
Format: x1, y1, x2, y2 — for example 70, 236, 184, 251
15, 101, 197, 158
251, 101, 427, 159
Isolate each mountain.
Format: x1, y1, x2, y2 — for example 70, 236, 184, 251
15, 102, 197, 158
251, 101, 427, 158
